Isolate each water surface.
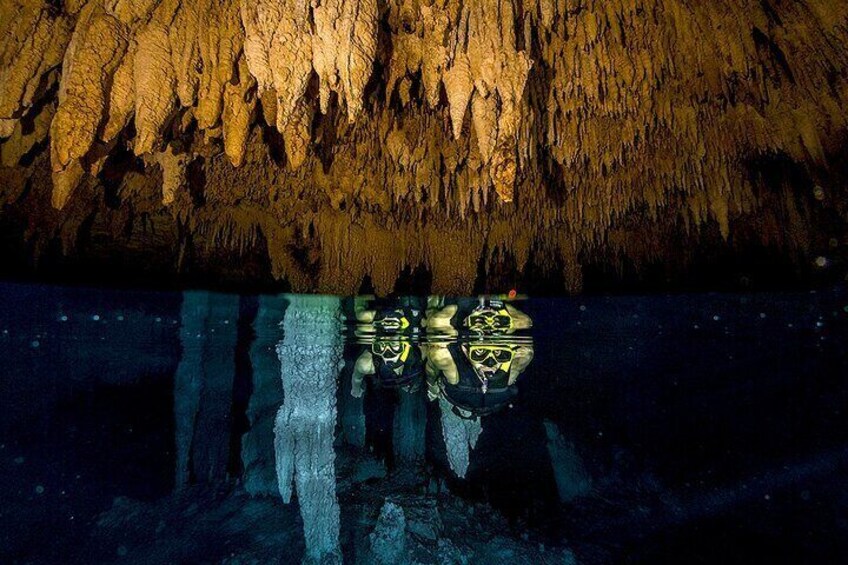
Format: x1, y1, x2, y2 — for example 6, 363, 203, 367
1, 283, 847, 563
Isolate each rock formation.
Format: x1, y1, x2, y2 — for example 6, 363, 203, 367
393, 391, 426, 463
1, 1, 847, 292
544, 419, 592, 503
174, 290, 239, 487
438, 397, 481, 478
242, 294, 287, 496
273, 295, 343, 563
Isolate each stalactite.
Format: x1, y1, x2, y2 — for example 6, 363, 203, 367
149, 143, 188, 205
0, 0, 846, 291
0, 1, 72, 137
134, 14, 176, 155
49, 3, 128, 207
438, 397, 481, 478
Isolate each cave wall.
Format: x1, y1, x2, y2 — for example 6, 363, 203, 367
1, 0, 847, 293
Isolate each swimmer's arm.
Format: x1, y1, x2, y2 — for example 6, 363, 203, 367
351, 351, 374, 397
354, 295, 376, 323
508, 345, 535, 384
428, 346, 459, 385
424, 304, 457, 332
506, 304, 533, 330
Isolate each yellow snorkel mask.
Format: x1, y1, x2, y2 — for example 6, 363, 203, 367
372, 339, 412, 368
462, 343, 515, 392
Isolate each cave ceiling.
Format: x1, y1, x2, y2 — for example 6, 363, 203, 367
1, 0, 847, 294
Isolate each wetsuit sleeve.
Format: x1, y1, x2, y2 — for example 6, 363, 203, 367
505, 304, 533, 330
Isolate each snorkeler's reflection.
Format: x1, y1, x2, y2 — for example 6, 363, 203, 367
349, 297, 428, 466
351, 296, 426, 397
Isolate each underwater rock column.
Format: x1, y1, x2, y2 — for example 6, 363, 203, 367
241, 295, 287, 496
274, 295, 343, 563
339, 367, 366, 448
544, 420, 592, 503
438, 398, 482, 479
174, 291, 239, 488
393, 391, 426, 463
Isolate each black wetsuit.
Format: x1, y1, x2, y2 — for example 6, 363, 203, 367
441, 343, 518, 418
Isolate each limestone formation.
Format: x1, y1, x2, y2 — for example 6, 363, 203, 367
174, 291, 240, 488
438, 397, 481, 478
274, 295, 343, 563
1, 0, 847, 292
242, 295, 287, 497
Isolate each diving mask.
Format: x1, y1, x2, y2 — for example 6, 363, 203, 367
372, 339, 412, 367
463, 344, 514, 393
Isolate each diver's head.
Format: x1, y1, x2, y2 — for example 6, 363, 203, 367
461, 342, 514, 392
372, 339, 411, 371
371, 339, 422, 391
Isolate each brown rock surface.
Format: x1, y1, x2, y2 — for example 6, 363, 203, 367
0, 0, 847, 293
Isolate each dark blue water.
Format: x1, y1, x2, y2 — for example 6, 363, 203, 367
1, 283, 847, 564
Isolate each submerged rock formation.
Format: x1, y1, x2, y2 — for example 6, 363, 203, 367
242, 294, 287, 496
438, 397, 482, 478
1, 1, 847, 292
174, 290, 239, 487
544, 419, 592, 503
392, 391, 426, 463
273, 295, 343, 563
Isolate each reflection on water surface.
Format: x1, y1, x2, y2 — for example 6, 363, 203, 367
1, 283, 847, 563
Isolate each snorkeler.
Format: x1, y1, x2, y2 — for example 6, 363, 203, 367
351, 296, 426, 397
423, 297, 534, 477
425, 334, 534, 417
424, 296, 534, 417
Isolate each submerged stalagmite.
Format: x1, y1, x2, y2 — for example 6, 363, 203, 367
1, 0, 847, 292
274, 295, 343, 563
